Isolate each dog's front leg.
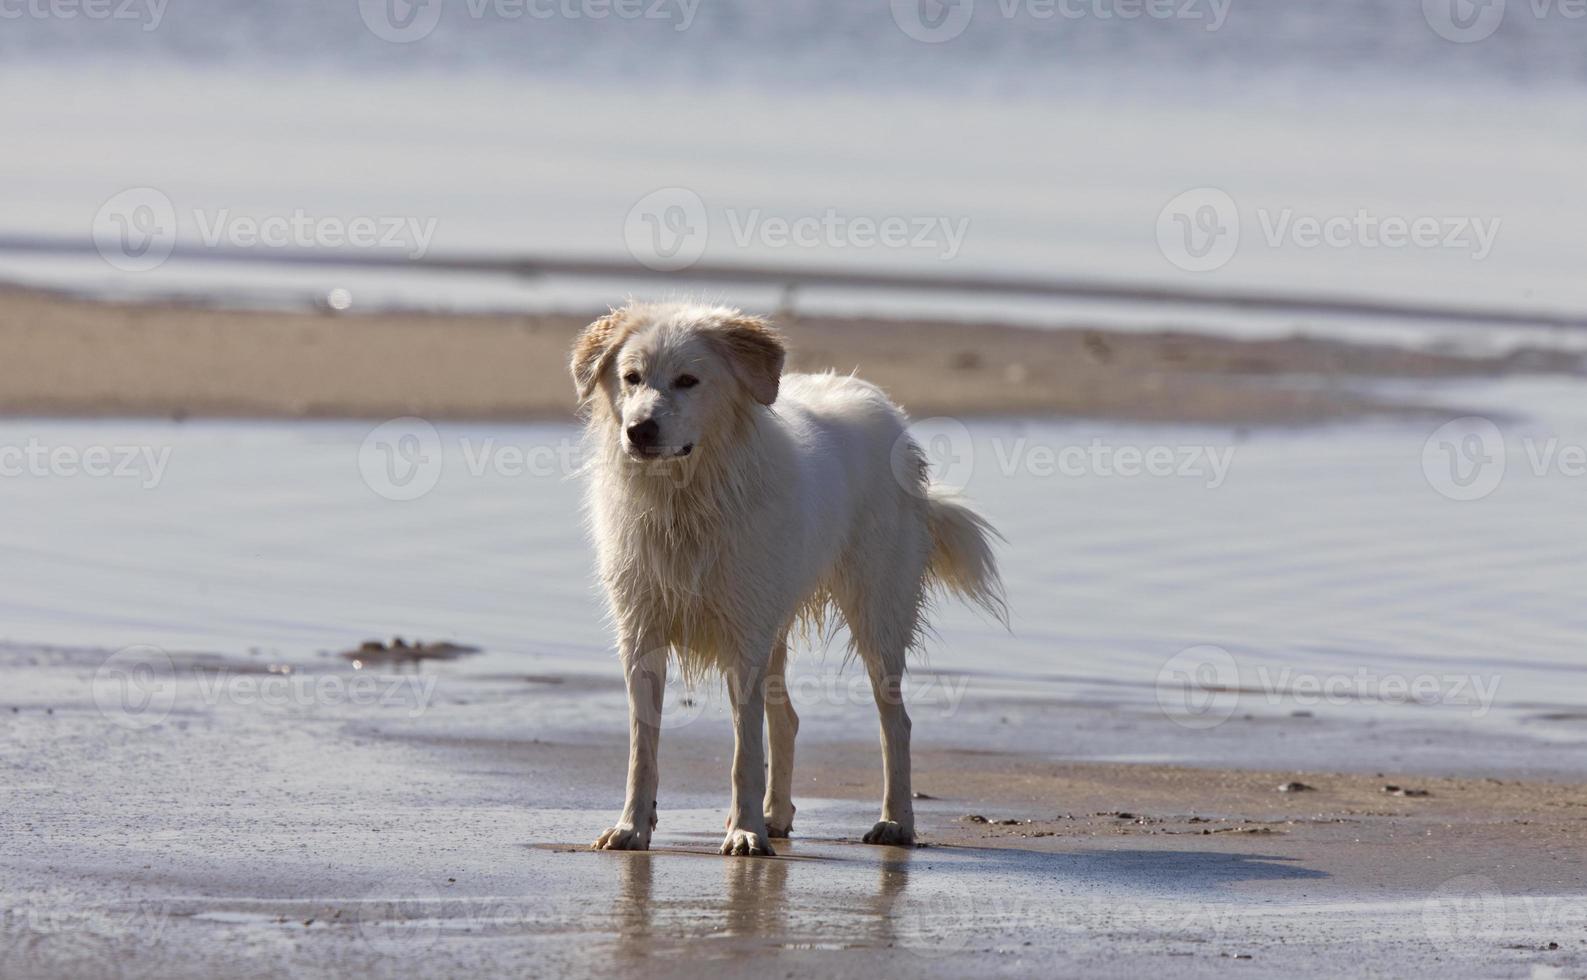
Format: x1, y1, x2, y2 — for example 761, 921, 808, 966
593, 639, 666, 851
720, 649, 775, 856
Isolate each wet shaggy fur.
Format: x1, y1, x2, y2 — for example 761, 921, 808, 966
575, 301, 1004, 856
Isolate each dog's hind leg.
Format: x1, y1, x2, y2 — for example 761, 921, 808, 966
763, 634, 798, 838
860, 659, 915, 846
838, 565, 925, 847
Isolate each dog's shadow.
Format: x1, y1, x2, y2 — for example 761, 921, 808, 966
906, 841, 1330, 887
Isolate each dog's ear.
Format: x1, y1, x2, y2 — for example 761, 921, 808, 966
712, 315, 786, 406
571, 310, 629, 403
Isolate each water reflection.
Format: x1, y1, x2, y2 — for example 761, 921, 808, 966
592, 842, 1327, 963
613, 851, 655, 962
722, 856, 791, 937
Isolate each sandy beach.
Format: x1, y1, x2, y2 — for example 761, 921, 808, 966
3, 287, 1586, 978
2, 284, 1579, 424
5, 1, 1586, 974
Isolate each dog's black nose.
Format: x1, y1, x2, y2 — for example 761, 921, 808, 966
626, 419, 660, 449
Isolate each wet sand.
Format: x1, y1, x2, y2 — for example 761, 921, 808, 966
3, 645, 1583, 979
5, 287, 1586, 977
1, 283, 1580, 424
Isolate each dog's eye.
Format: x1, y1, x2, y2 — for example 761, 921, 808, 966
622, 371, 642, 386
674, 374, 699, 390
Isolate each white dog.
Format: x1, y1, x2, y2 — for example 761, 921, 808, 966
573, 301, 1004, 856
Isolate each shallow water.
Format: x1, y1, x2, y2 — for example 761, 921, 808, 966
2, 0, 1585, 338
6, 654, 1582, 980
6, 725, 1574, 980
2, 376, 1583, 763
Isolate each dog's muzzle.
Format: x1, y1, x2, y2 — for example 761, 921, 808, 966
625, 420, 692, 459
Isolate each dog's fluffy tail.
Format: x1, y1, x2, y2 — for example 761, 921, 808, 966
924, 488, 1008, 625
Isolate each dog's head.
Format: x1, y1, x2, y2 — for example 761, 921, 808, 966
571, 303, 786, 462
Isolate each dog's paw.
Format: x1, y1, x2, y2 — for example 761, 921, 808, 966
592, 825, 651, 851
719, 827, 775, 857
862, 821, 916, 846
764, 803, 795, 839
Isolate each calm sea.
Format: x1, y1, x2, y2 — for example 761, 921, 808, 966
0, 0, 1584, 334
